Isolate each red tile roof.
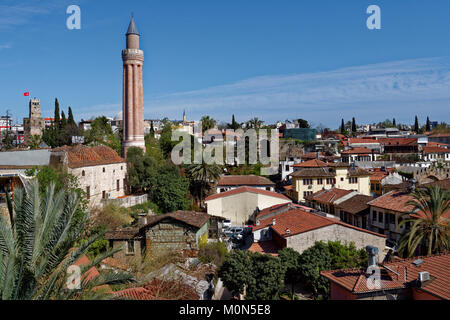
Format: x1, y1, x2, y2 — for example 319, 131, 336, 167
254, 208, 385, 238
335, 194, 374, 215
348, 138, 379, 144
426, 141, 449, 148
204, 186, 290, 202
115, 279, 199, 300
422, 146, 450, 154
248, 241, 281, 256
217, 175, 275, 186
429, 133, 450, 138
378, 138, 418, 146
367, 190, 415, 214
304, 188, 354, 204
292, 159, 328, 168
321, 253, 450, 299
256, 202, 307, 220
341, 147, 379, 155
53, 144, 125, 168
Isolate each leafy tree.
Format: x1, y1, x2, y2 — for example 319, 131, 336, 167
278, 248, 301, 299
201, 115, 215, 132
84, 116, 120, 154
159, 120, 177, 159
245, 253, 286, 300
296, 118, 310, 129
0, 180, 135, 300
126, 147, 190, 213
298, 241, 367, 299
397, 186, 449, 257
1, 131, 14, 151
218, 250, 253, 295
28, 134, 42, 150
431, 122, 450, 134
198, 242, 228, 266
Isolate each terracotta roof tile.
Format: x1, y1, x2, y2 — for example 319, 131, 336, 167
205, 186, 290, 202
140, 211, 211, 230
378, 138, 418, 146
292, 159, 328, 168
335, 195, 374, 215
254, 208, 385, 238
422, 146, 450, 154
321, 253, 450, 299
304, 188, 354, 204
248, 241, 280, 256
348, 138, 379, 144
53, 144, 125, 168
341, 147, 379, 155
217, 175, 275, 186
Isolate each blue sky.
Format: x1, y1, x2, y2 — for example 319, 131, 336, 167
1, 0, 450, 128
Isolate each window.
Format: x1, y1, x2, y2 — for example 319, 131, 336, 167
285, 165, 289, 171
378, 211, 383, 223
349, 177, 358, 184
303, 191, 313, 198
102, 191, 106, 199
126, 240, 135, 254
371, 183, 374, 191
390, 213, 395, 224
372, 211, 377, 221
303, 179, 313, 185
82, 170, 85, 177
117, 180, 120, 191
376, 184, 380, 191
326, 178, 336, 185
317, 178, 323, 185
86, 186, 90, 199
341, 177, 344, 182
121, 166, 123, 170
266, 187, 271, 191
103, 167, 106, 173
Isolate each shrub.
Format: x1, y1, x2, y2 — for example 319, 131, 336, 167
198, 241, 228, 266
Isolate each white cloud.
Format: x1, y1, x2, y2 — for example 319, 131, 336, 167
0, 44, 11, 50
145, 56, 450, 126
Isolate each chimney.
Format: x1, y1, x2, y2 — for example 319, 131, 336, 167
138, 213, 148, 227
366, 245, 378, 267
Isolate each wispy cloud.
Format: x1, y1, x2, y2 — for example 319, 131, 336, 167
0, 0, 57, 29
0, 43, 12, 50
144, 56, 450, 126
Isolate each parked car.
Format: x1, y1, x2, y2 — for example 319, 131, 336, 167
222, 219, 232, 229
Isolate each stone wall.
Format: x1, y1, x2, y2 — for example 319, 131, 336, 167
145, 221, 200, 252
286, 224, 386, 261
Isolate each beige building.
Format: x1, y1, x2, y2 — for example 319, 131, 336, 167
51, 145, 127, 208
288, 159, 371, 202
204, 186, 291, 225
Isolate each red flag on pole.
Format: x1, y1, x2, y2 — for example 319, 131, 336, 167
24, 92, 30, 96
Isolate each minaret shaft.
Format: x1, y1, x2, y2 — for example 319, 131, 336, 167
122, 17, 145, 157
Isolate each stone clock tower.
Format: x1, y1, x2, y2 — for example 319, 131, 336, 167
23, 98, 44, 143
122, 16, 146, 157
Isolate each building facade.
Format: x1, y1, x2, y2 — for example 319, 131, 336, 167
23, 98, 44, 143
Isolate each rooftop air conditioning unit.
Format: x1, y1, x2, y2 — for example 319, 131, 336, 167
418, 271, 430, 282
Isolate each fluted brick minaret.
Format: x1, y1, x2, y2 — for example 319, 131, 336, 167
122, 15, 145, 157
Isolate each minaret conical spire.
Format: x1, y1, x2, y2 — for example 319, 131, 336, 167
126, 14, 139, 35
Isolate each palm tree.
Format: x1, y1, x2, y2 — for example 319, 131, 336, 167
247, 117, 264, 130
200, 115, 215, 132
185, 163, 222, 207
396, 186, 449, 258
0, 180, 135, 300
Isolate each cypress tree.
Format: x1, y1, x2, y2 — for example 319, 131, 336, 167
351, 117, 356, 133
340, 119, 345, 134
54, 98, 60, 125
414, 116, 419, 133
61, 110, 67, 128
150, 120, 155, 137
393, 118, 396, 127
68, 106, 75, 126
426, 116, 431, 132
